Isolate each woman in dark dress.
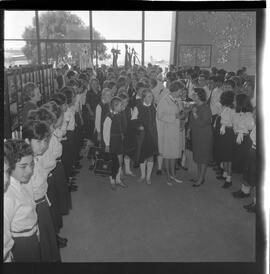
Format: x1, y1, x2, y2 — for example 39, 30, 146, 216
132, 88, 159, 184
189, 88, 213, 187
86, 78, 101, 142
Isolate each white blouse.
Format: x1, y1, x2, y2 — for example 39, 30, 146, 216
66, 106, 75, 131
5, 177, 38, 238
232, 112, 255, 134
250, 126, 256, 146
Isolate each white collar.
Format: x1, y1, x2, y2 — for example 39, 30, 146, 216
10, 176, 21, 191
143, 102, 151, 107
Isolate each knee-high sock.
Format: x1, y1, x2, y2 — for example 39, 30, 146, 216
157, 155, 163, 170
124, 157, 131, 174
140, 162, 146, 178
146, 161, 154, 180
181, 152, 186, 167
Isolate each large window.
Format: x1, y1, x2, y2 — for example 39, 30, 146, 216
4, 11, 175, 68
92, 11, 142, 40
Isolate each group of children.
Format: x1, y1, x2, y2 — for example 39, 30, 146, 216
3, 62, 257, 262
4, 73, 87, 262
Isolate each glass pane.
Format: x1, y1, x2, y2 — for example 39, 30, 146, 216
144, 42, 173, 70
38, 11, 90, 40
92, 11, 142, 40
5, 40, 38, 68
145, 11, 173, 40
93, 43, 142, 67
40, 42, 92, 68
5, 11, 36, 39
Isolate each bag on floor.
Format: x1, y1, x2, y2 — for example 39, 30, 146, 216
93, 152, 113, 177
87, 146, 104, 160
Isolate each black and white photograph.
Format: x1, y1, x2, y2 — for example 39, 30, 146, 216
2, 2, 267, 274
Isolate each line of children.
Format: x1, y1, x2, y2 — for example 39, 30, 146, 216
3, 72, 88, 261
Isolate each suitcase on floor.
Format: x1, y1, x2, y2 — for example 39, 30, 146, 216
87, 146, 104, 160
93, 152, 113, 177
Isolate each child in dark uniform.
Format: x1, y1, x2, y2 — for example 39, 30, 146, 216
216, 91, 236, 188
103, 97, 126, 190
129, 82, 145, 109
119, 93, 136, 177
95, 88, 112, 147
131, 88, 159, 184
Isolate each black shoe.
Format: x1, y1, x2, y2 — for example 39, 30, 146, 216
192, 179, 204, 187
57, 240, 67, 248
56, 235, 68, 244
247, 204, 256, 213
74, 164, 82, 169
222, 181, 232, 189
231, 190, 250, 198
181, 166, 188, 171
243, 202, 255, 210
156, 169, 162, 175
70, 170, 79, 176
69, 185, 78, 192
216, 176, 227, 180
89, 164, 95, 170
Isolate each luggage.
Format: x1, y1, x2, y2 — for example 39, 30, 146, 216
87, 146, 104, 160
93, 152, 113, 177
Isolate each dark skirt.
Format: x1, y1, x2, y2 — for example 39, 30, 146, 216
36, 199, 61, 262
191, 127, 213, 165
213, 116, 221, 164
12, 233, 41, 262
47, 174, 63, 234
61, 131, 74, 178
232, 135, 251, 174
54, 161, 72, 215
217, 127, 235, 162
109, 134, 124, 155
243, 147, 256, 186
123, 121, 137, 158
139, 128, 159, 163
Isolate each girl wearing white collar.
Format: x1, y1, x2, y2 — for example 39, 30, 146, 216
4, 139, 40, 262
131, 88, 159, 184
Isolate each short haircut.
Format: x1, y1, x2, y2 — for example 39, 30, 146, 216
79, 73, 89, 82
117, 76, 127, 89
22, 120, 51, 141
102, 80, 110, 88
220, 90, 235, 108
224, 79, 236, 89
23, 82, 37, 101
102, 88, 112, 97
50, 92, 67, 106
60, 86, 75, 105
66, 79, 79, 88
194, 88, 207, 102
135, 82, 145, 92
117, 87, 128, 97
4, 139, 33, 171
235, 94, 253, 113
67, 70, 76, 79
27, 107, 56, 126
107, 81, 117, 89
41, 101, 62, 120
142, 88, 153, 100
119, 93, 129, 101
169, 80, 185, 93
110, 96, 122, 111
